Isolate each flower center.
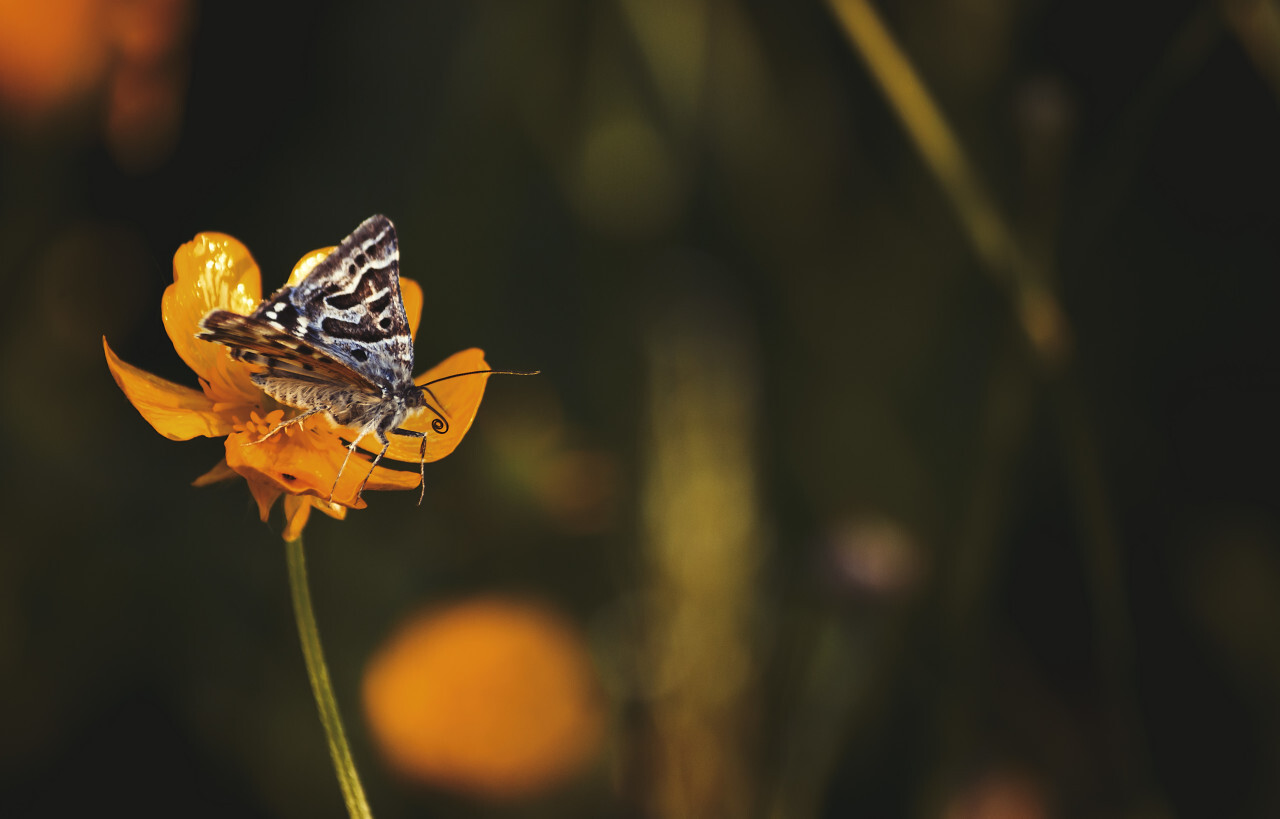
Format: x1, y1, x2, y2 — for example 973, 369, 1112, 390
233, 409, 288, 438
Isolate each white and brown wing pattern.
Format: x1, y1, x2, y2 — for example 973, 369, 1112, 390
276, 214, 415, 389
196, 309, 380, 391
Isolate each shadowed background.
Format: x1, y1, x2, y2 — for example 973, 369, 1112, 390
2, 0, 1279, 817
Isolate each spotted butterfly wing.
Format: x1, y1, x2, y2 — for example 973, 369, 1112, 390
262, 214, 414, 388
195, 311, 379, 390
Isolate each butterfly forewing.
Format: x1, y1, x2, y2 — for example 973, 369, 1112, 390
274, 215, 415, 388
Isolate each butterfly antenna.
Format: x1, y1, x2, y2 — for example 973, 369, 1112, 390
419, 368, 540, 388
422, 383, 449, 420
412, 368, 538, 506
413, 369, 538, 433
418, 399, 450, 436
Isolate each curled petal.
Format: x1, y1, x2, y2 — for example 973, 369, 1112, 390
163, 231, 263, 404
104, 337, 241, 440
382, 348, 491, 463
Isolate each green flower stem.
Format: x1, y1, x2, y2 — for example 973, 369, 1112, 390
285, 534, 374, 819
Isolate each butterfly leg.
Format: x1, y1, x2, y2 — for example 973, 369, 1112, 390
354, 430, 395, 505
391, 427, 428, 504
328, 437, 360, 503
329, 425, 388, 505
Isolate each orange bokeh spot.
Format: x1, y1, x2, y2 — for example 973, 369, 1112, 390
0, 0, 106, 118
362, 598, 604, 800
0, 0, 191, 154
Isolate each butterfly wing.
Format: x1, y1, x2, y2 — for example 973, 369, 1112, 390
265, 214, 415, 390
197, 309, 380, 392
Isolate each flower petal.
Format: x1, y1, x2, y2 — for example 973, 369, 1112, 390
224, 424, 421, 511
244, 471, 283, 522
402, 277, 422, 340
192, 458, 237, 486
281, 495, 350, 540
311, 499, 348, 521
104, 336, 240, 440
287, 246, 337, 287
382, 348, 491, 463
162, 231, 263, 404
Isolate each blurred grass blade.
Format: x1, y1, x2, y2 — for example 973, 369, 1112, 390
641, 273, 762, 819
1221, 0, 1280, 99
825, 0, 1068, 363
825, 0, 1013, 273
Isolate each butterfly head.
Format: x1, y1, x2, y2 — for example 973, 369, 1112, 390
400, 381, 450, 436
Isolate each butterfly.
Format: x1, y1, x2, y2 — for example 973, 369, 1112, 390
197, 214, 456, 504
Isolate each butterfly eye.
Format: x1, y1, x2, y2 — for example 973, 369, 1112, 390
347, 263, 357, 275
355, 253, 367, 266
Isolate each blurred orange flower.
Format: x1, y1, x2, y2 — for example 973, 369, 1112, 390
362, 597, 605, 800
0, 0, 107, 120
0, 0, 192, 166
105, 231, 490, 539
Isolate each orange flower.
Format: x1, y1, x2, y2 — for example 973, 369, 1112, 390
105, 230, 491, 539
362, 598, 605, 800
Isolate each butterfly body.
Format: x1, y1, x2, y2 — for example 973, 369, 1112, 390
197, 215, 442, 502
253, 375, 428, 433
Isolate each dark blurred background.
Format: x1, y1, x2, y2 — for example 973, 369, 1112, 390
2, 0, 1279, 817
